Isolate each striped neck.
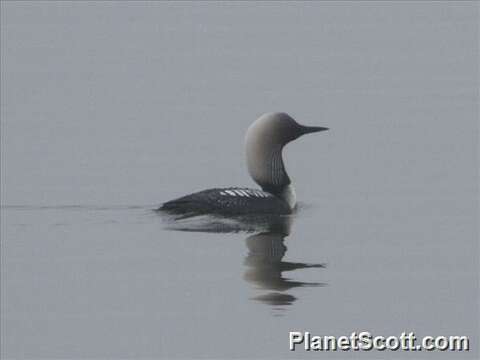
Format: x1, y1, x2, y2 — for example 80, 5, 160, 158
246, 145, 295, 209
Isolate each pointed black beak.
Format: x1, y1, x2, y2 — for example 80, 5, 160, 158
300, 125, 329, 135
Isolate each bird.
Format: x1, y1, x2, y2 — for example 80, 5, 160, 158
159, 112, 328, 216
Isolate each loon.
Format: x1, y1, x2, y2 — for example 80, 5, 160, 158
159, 112, 328, 216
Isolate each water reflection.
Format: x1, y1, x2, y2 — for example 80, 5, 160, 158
245, 230, 325, 308
161, 213, 325, 309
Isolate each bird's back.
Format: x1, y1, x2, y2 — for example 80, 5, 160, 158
159, 187, 292, 216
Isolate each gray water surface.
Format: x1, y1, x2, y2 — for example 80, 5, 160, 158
1, 2, 478, 359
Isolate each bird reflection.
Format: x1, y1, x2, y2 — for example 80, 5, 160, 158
243, 217, 325, 308
160, 212, 325, 309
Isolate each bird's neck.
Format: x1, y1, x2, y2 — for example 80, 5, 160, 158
246, 144, 295, 209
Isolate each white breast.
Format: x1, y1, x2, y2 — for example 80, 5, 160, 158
280, 184, 296, 210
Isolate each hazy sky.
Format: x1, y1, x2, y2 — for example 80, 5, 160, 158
1, 2, 477, 207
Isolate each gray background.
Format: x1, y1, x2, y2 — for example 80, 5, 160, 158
1, 1, 478, 359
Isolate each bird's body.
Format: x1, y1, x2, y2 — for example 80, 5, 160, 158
161, 187, 292, 216
159, 113, 328, 216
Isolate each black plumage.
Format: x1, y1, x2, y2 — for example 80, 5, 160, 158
159, 187, 291, 216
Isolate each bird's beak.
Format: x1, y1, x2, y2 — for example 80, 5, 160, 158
300, 125, 329, 135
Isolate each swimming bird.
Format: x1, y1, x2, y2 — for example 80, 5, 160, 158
159, 112, 328, 216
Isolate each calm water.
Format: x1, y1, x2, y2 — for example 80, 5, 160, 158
1, 2, 478, 359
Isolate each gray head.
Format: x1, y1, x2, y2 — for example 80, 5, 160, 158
245, 112, 328, 200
